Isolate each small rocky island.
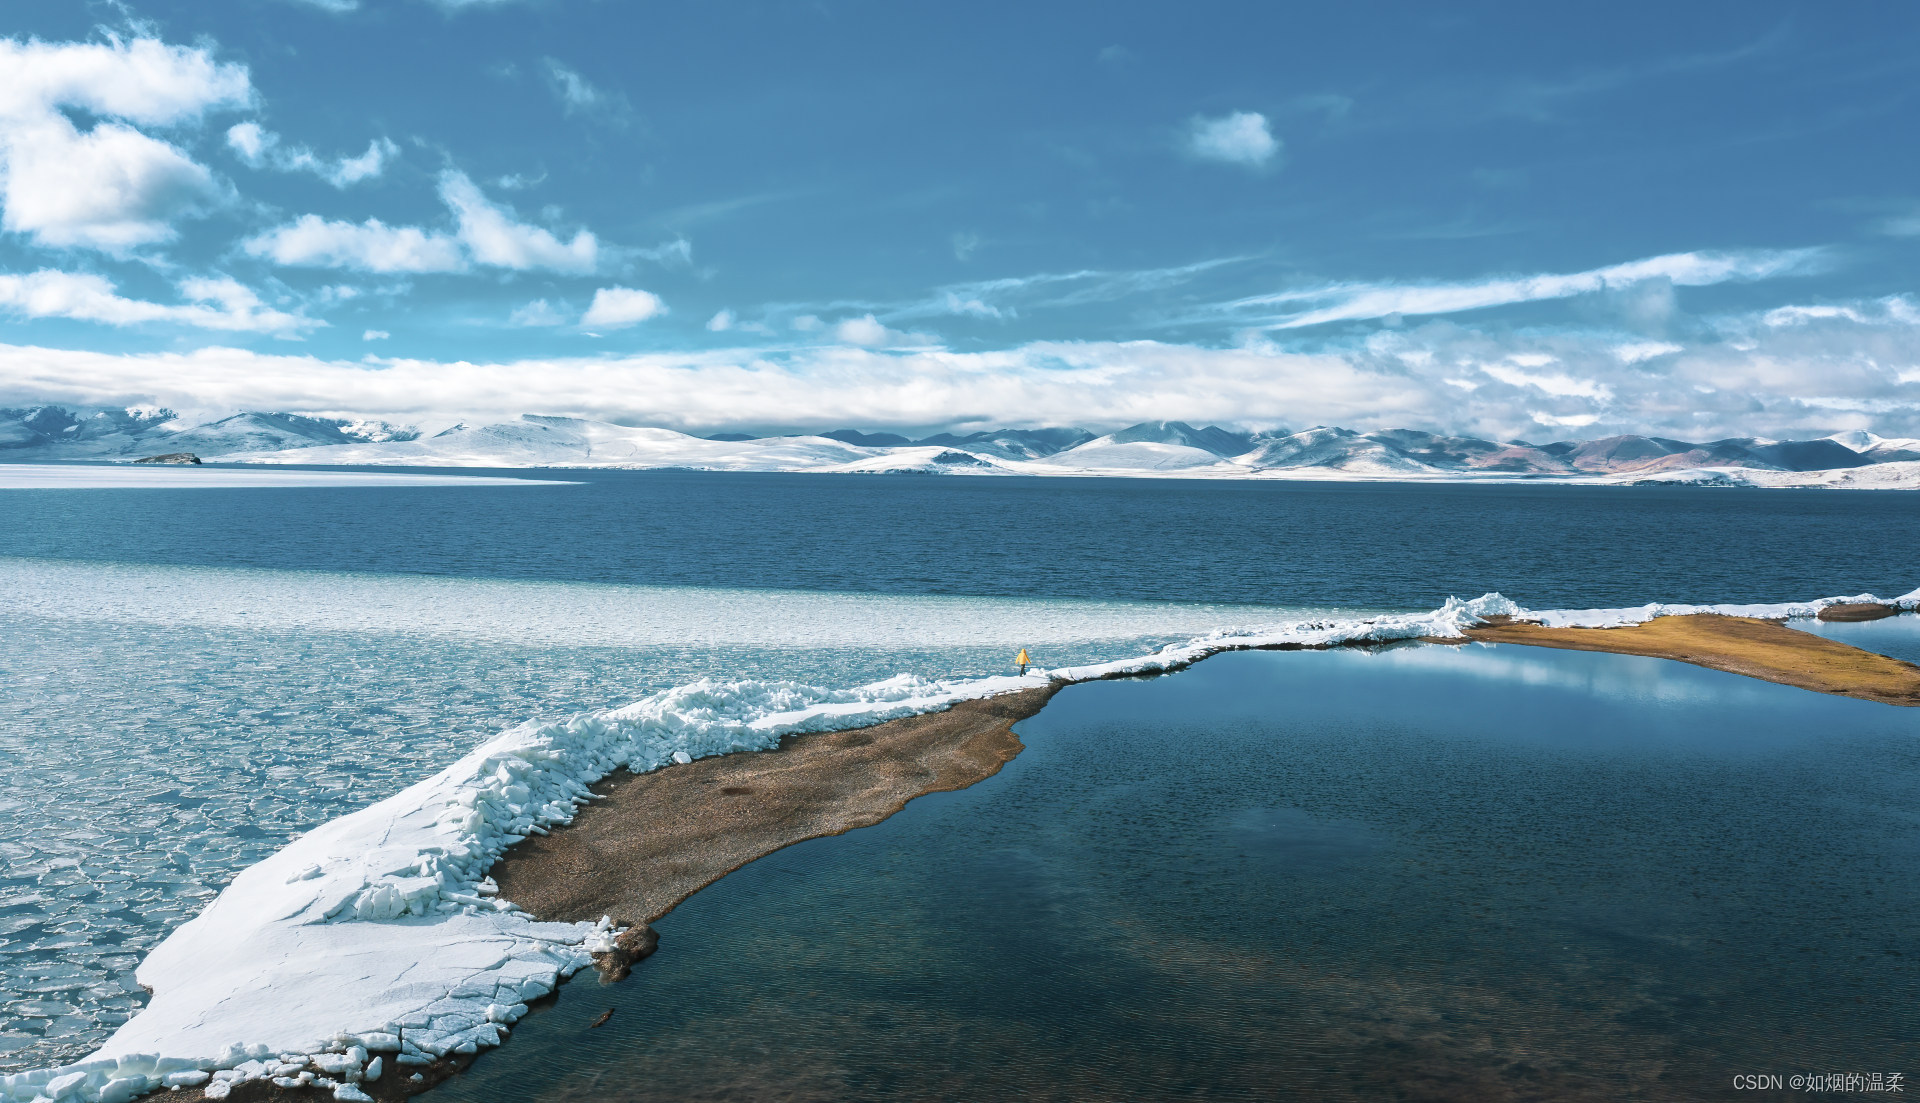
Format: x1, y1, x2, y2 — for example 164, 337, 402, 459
133, 453, 202, 465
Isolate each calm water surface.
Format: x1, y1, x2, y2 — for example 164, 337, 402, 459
443, 643, 1920, 1103
1800, 613, 1920, 665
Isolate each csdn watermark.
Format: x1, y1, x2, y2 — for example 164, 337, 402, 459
1733, 1072, 1904, 1093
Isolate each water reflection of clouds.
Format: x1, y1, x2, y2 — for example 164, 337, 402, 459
1356, 639, 1782, 708
1796, 614, 1920, 665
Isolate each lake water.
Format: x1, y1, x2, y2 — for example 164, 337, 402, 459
2, 471, 1917, 1082
440, 645, 1920, 1102
5, 469, 1919, 607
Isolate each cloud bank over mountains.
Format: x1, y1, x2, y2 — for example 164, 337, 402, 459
6, 287, 1918, 442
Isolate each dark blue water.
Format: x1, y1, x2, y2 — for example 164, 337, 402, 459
4, 470, 1918, 609
441, 644, 1920, 1103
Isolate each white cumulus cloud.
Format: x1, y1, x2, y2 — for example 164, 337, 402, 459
0, 36, 252, 253
243, 171, 597, 275
439, 171, 598, 273
243, 214, 466, 273
706, 309, 734, 332
1187, 111, 1279, 168
581, 287, 666, 329
0, 269, 316, 335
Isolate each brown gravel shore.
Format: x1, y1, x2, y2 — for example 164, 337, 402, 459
1463, 613, 1920, 706
1817, 601, 1900, 622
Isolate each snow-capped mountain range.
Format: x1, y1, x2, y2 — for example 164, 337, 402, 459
6, 406, 1920, 488
0, 407, 419, 458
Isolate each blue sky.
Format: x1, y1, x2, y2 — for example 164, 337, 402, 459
3, 1, 1920, 440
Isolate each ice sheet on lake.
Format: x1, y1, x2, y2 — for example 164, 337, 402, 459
0, 558, 1316, 651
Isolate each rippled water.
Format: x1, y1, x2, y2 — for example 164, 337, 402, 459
442, 644, 1920, 1102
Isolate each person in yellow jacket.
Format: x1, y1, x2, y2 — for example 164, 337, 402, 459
1015, 648, 1030, 675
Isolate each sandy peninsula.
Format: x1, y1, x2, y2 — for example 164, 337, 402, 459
1464, 612, 1920, 706
490, 685, 1057, 931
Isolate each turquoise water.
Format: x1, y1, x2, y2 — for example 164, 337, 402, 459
441, 643, 1920, 1102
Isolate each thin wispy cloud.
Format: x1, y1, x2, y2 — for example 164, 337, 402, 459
226, 122, 398, 187
1213, 249, 1823, 329
875, 256, 1257, 324
1492, 28, 1787, 122
732, 256, 1256, 337
508, 299, 568, 327
541, 58, 630, 122
0, 269, 317, 335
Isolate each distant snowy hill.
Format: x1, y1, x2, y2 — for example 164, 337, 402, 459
5, 405, 1919, 487
0, 406, 417, 460
1040, 421, 1252, 471
1236, 427, 1451, 474
0, 405, 183, 457
915, 427, 1095, 459
239, 416, 880, 471
1825, 431, 1920, 463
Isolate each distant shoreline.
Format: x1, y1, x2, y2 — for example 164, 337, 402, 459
6, 456, 1920, 491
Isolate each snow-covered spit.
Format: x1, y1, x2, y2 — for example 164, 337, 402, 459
10, 588, 1920, 1103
